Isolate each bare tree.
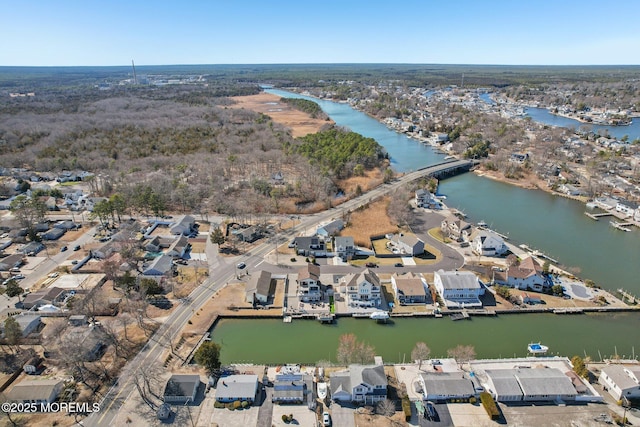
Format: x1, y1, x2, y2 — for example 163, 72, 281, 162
447, 344, 476, 369
336, 333, 376, 365
132, 364, 165, 411
376, 399, 396, 417
411, 342, 431, 370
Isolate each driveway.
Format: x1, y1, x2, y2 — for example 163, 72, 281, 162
257, 385, 274, 427
330, 402, 356, 427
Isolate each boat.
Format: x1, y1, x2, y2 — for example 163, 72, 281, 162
370, 311, 390, 320
477, 220, 488, 229
317, 382, 327, 400
527, 342, 549, 354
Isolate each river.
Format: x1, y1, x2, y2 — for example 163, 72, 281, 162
209, 88, 640, 364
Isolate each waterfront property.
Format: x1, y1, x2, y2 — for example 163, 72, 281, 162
246, 271, 275, 305
163, 374, 201, 404
419, 372, 476, 402
215, 374, 259, 404
483, 368, 577, 402
599, 365, 640, 401
330, 364, 387, 405
471, 231, 508, 257
272, 373, 313, 404
391, 272, 429, 305
493, 256, 546, 292
341, 269, 383, 308
433, 270, 484, 308
297, 263, 322, 302
441, 218, 472, 242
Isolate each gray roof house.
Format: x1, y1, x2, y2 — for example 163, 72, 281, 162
391, 272, 429, 305
485, 368, 578, 402
166, 235, 190, 259
42, 227, 65, 240
272, 374, 313, 404
599, 365, 640, 401
420, 372, 476, 402
8, 379, 64, 404
170, 215, 196, 235
0, 253, 24, 271
246, 271, 274, 305
334, 236, 356, 260
20, 241, 45, 256
143, 254, 174, 277
293, 236, 326, 257
163, 374, 201, 404
391, 233, 425, 256
433, 270, 484, 309
330, 364, 387, 405
22, 287, 66, 310
215, 374, 259, 403
14, 313, 43, 337
317, 219, 344, 237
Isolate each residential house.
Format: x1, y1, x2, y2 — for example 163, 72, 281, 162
433, 270, 484, 308
471, 231, 508, 257
297, 264, 322, 302
54, 220, 79, 230
215, 375, 258, 403
145, 236, 167, 252
330, 364, 387, 405
510, 153, 530, 164
23, 356, 43, 374
293, 236, 326, 257
616, 199, 639, 217
334, 236, 356, 260
0, 314, 43, 338
599, 365, 640, 401
246, 270, 274, 305
0, 238, 13, 251
163, 374, 201, 404
494, 256, 546, 292
63, 326, 107, 361
166, 235, 190, 259
342, 269, 382, 308
272, 373, 313, 404
93, 240, 119, 260
0, 254, 24, 271
7, 379, 64, 404
316, 219, 344, 237
441, 218, 472, 242
20, 241, 44, 256
436, 133, 449, 143
391, 272, 429, 305
484, 368, 578, 402
68, 315, 88, 327
42, 227, 65, 240
236, 226, 261, 243
22, 287, 66, 310
142, 254, 174, 277
559, 184, 586, 197
415, 189, 440, 208
419, 372, 476, 402
390, 233, 425, 256
170, 215, 196, 236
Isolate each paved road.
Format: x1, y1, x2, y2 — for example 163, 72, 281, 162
256, 385, 274, 427
84, 164, 470, 426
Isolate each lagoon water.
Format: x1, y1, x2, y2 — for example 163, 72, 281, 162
211, 89, 640, 364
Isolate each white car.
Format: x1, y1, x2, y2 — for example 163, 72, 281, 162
323, 411, 331, 426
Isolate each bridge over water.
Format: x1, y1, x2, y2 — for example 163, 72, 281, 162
400, 159, 478, 183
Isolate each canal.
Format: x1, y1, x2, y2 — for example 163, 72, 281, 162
209, 88, 640, 365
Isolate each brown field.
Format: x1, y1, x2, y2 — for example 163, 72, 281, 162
229, 92, 333, 138
341, 197, 398, 247
336, 167, 386, 197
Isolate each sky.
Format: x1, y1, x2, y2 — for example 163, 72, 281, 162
1, 0, 639, 66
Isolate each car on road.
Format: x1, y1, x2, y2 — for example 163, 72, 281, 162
13, 274, 25, 280
322, 411, 331, 426
365, 262, 378, 268
73, 245, 81, 251
394, 262, 403, 267
237, 262, 246, 269
60, 246, 68, 252
71, 260, 79, 265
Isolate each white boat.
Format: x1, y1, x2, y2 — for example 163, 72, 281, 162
317, 382, 327, 400
477, 220, 488, 229
370, 311, 390, 320
527, 342, 549, 354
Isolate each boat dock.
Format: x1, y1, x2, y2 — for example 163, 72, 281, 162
553, 308, 584, 314
450, 311, 470, 321
610, 221, 633, 232
584, 212, 613, 221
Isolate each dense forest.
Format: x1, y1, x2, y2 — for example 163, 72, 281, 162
279, 97, 327, 119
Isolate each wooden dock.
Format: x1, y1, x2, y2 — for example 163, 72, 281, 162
610, 221, 632, 232
584, 212, 613, 221
450, 311, 470, 321
553, 308, 584, 314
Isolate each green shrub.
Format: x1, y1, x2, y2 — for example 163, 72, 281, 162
214, 401, 225, 409
480, 392, 499, 420
241, 401, 249, 408
401, 396, 412, 421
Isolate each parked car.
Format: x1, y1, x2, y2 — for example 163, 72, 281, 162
13, 274, 25, 280
237, 262, 246, 269
322, 411, 331, 426
71, 260, 79, 265
425, 401, 438, 421
365, 262, 378, 268
73, 245, 81, 251
394, 262, 403, 267
60, 246, 68, 252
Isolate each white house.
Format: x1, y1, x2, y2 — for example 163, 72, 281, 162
330, 364, 387, 405
246, 270, 274, 305
599, 365, 640, 401
342, 269, 382, 308
297, 263, 322, 302
433, 270, 484, 308
170, 215, 196, 235
215, 375, 259, 403
334, 236, 356, 260
316, 219, 344, 237
484, 368, 578, 402
8, 380, 64, 405
415, 189, 440, 208
390, 233, 425, 256
471, 231, 508, 257
616, 200, 639, 217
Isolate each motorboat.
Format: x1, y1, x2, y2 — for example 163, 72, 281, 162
317, 382, 327, 400
527, 342, 549, 354
369, 311, 390, 320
